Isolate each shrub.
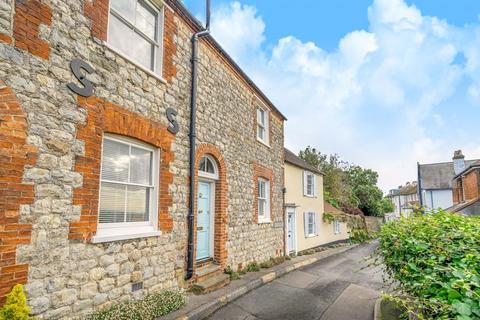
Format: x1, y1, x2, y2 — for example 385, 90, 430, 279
244, 262, 260, 272
259, 256, 287, 268
85, 290, 185, 320
349, 229, 370, 243
377, 211, 480, 319
224, 266, 240, 280
0, 284, 30, 320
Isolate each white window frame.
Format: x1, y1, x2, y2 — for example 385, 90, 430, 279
256, 105, 270, 146
198, 155, 219, 181
304, 171, 316, 197
257, 178, 271, 223
106, 0, 165, 76
92, 134, 161, 243
334, 220, 341, 235
307, 212, 317, 237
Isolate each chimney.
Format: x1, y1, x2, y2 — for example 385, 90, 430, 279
453, 150, 466, 175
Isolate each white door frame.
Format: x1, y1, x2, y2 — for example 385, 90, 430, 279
198, 178, 216, 260
285, 207, 297, 254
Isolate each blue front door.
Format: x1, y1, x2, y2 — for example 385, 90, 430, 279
196, 181, 212, 260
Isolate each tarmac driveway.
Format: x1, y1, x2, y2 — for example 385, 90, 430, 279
209, 242, 385, 320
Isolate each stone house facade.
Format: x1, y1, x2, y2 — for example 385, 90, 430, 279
0, 0, 286, 318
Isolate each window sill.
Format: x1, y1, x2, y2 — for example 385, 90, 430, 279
306, 234, 318, 238
256, 137, 271, 148
258, 219, 272, 224
304, 195, 316, 198
92, 230, 161, 243
103, 42, 168, 85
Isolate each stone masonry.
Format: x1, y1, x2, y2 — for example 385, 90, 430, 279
0, 0, 285, 318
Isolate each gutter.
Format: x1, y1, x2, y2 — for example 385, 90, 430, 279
186, 0, 211, 281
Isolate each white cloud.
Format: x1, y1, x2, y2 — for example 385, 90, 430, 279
210, 0, 480, 191
210, 2, 265, 62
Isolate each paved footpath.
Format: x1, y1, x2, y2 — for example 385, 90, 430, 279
209, 242, 384, 320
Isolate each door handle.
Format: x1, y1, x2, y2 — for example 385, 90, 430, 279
197, 226, 204, 231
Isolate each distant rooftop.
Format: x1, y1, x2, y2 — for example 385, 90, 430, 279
419, 160, 479, 190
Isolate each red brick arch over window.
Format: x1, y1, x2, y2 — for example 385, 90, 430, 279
193, 144, 228, 268
69, 96, 175, 242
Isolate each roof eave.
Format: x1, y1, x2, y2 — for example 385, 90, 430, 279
166, 0, 287, 121
284, 159, 325, 176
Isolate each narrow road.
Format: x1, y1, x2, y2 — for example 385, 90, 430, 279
209, 242, 385, 320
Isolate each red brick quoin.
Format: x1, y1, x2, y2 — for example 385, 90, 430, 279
192, 144, 228, 268
0, 81, 37, 304
253, 163, 274, 224
69, 96, 175, 242
4, 0, 53, 60
83, 0, 178, 82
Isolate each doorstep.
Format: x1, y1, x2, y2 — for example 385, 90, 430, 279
160, 243, 359, 320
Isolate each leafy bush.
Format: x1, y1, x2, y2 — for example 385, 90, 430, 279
224, 266, 241, 280
86, 290, 185, 320
244, 262, 260, 272
259, 256, 286, 268
377, 211, 480, 319
349, 228, 370, 244
0, 284, 30, 320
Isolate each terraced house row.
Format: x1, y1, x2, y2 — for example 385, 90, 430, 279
0, 0, 350, 318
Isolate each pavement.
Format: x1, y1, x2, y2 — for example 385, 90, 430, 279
208, 242, 385, 320
162, 243, 364, 320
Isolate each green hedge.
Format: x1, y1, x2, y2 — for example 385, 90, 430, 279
86, 290, 185, 320
378, 211, 480, 319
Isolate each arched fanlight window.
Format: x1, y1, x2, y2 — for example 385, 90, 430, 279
199, 155, 219, 180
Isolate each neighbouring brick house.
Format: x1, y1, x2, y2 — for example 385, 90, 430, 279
0, 0, 286, 318
449, 152, 480, 216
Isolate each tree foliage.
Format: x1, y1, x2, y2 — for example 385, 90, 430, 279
299, 146, 389, 216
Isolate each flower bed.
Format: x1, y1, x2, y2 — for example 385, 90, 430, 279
85, 290, 185, 320
378, 211, 480, 319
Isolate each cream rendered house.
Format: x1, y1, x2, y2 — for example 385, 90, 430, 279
284, 149, 349, 254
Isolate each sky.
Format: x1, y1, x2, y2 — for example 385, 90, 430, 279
184, 0, 480, 192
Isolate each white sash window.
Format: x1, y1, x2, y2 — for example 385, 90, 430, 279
108, 0, 164, 74
93, 134, 160, 243
256, 106, 269, 144
258, 178, 270, 223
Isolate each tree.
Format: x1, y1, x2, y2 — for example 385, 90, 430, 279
346, 165, 384, 216
380, 197, 395, 214
299, 146, 389, 216
299, 147, 355, 207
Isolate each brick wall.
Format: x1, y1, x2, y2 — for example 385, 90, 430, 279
12, 0, 52, 59
163, 8, 177, 82
452, 179, 461, 204
69, 96, 175, 242
84, 0, 109, 41
462, 170, 479, 202
0, 81, 37, 303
